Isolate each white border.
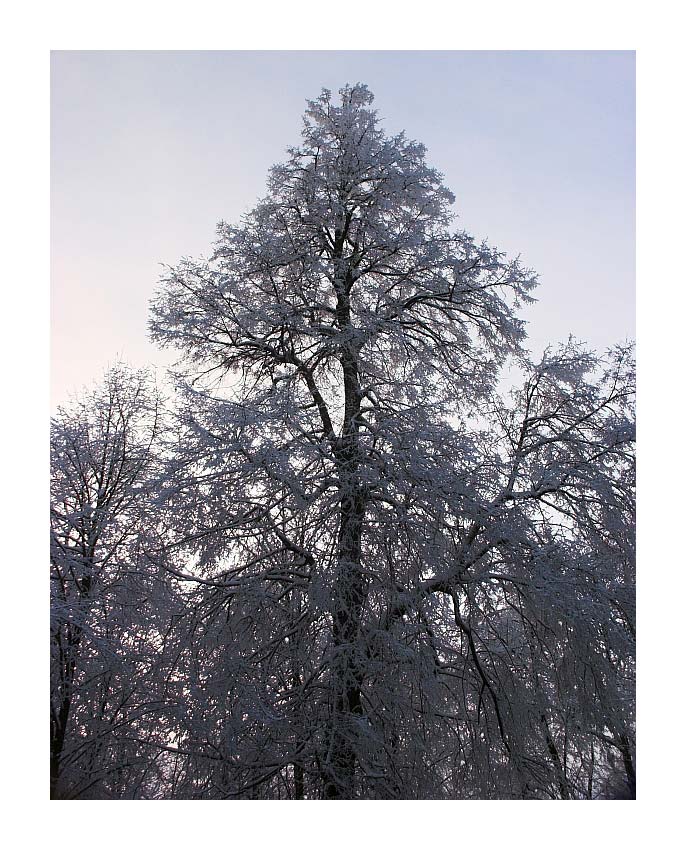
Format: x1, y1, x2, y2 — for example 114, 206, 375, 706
3, 0, 682, 844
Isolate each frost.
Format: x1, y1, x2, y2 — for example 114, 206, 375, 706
52, 85, 635, 801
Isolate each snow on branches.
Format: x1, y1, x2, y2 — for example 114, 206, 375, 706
53, 85, 635, 800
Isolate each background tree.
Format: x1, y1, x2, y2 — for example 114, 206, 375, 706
50, 365, 181, 798
139, 84, 633, 799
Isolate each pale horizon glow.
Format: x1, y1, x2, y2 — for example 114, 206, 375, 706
51, 50, 635, 409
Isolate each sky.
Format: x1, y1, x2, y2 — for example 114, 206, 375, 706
51, 50, 635, 408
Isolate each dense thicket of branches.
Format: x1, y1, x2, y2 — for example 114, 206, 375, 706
50, 84, 635, 800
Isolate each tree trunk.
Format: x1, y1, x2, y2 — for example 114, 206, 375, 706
541, 713, 571, 799
294, 762, 304, 800
50, 626, 80, 799
50, 566, 94, 798
619, 733, 636, 798
50, 702, 69, 799
324, 487, 366, 798
322, 255, 368, 799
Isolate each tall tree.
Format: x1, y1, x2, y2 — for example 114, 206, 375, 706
149, 84, 635, 799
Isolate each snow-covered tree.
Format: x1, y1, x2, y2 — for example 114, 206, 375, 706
145, 83, 635, 799
50, 365, 181, 798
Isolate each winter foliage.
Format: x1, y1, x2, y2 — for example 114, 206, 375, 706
50, 84, 635, 799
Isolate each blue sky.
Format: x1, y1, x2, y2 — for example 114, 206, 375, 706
51, 50, 635, 406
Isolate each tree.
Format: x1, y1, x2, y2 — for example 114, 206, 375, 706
145, 83, 635, 800
50, 365, 181, 798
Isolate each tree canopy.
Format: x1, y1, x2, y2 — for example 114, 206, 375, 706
51, 84, 635, 800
